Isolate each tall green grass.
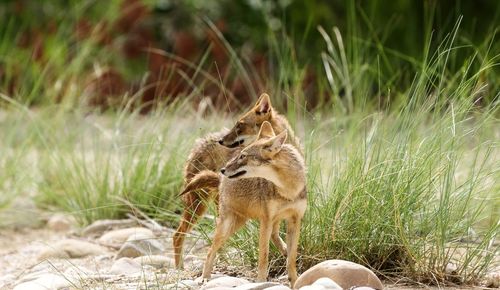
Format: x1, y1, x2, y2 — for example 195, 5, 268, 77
221, 23, 499, 284
0, 96, 230, 225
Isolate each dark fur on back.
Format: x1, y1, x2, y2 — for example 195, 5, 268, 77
184, 129, 239, 182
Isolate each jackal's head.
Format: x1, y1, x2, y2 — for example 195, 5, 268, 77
221, 121, 287, 179
219, 93, 274, 148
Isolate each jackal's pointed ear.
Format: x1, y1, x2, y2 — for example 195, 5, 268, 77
263, 130, 287, 155
254, 93, 272, 115
257, 121, 275, 139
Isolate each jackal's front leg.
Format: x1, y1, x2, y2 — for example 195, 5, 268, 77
202, 213, 245, 280
257, 218, 273, 282
286, 216, 302, 288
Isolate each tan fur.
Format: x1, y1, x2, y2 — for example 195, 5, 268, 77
173, 94, 303, 269
199, 122, 307, 288
179, 170, 219, 196
173, 130, 238, 269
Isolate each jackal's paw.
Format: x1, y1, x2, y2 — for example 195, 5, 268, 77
194, 276, 208, 285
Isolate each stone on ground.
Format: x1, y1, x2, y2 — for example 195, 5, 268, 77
265, 285, 292, 290
310, 277, 342, 289
99, 227, 154, 246
201, 276, 250, 289
37, 239, 108, 260
484, 269, 499, 288
294, 259, 383, 290
133, 255, 174, 268
46, 213, 75, 232
109, 257, 143, 275
234, 281, 281, 289
115, 233, 164, 258
81, 219, 138, 237
0, 197, 43, 229
13, 273, 72, 290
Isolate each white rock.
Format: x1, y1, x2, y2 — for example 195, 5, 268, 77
81, 219, 138, 236
265, 286, 292, 290
300, 286, 325, 290
115, 233, 165, 258
350, 287, 377, 290
201, 276, 250, 289
14, 274, 72, 290
47, 213, 75, 232
99, 227, 154, 246
234, 282, 281, 289
178, 279, 200, 288
0, 274, 16, 289
445, 262, 458, 275
312, 277, 342, 289
166, 279, 201, 289
0, 197, 42, 229
294, 259, 383, 290
38, 239, 108, 260
484, 270, 500, 288
109, 257, 142, 275
133, 255, 174, 268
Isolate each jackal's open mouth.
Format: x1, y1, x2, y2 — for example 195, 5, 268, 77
227, 139, 244, 148
228, 170, 246, 178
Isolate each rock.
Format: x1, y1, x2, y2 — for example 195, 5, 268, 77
47, 213, 75, 232
81, 219, 138, 236
185, 254, 202, 263
0, 274, 16, 289
484, 270, 499, 288
99, 227, 154, 246
350, 287, 376, 290
266, 286, 292, 290
0, 197, 43, 229
294, 260, 383, 290
133, 255, 174, 268
201, 276, 250, 289
166, 279, 201, 289
312, 277, 342, 289
13, 274, 72, 290
445, 262, 458, 275
178, 279, 200, 288
38, 239, 108, 260
299, 286, 325, 290
115, 233, 164, 258
109, 257, 142, 275
234, 282, 281, 289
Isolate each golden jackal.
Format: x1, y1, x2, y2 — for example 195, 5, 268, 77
181, 122, 307, 287
173, 93, 303, 269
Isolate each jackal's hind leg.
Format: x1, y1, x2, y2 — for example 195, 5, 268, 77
173, 191, 210, 269
271, 220, 287, 257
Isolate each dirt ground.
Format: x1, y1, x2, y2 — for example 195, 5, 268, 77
0, 226, 498, 290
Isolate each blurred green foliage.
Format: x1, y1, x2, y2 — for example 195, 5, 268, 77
0, 0, 498, 108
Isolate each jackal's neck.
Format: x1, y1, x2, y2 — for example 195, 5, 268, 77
270, 113, 302, 155
265, 146, 306, 200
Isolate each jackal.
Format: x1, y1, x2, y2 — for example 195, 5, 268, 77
173, 93, 303, 269
181, 122, 307, 287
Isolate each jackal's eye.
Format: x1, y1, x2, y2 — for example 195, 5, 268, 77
239, 154, 246, 160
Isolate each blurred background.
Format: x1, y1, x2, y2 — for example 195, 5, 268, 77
0, 0, 498, 112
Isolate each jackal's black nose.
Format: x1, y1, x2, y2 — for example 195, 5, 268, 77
218, 139, 224, 145
220, 168, 226, 174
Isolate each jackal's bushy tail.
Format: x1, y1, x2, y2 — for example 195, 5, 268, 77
179, 170, 220, 195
